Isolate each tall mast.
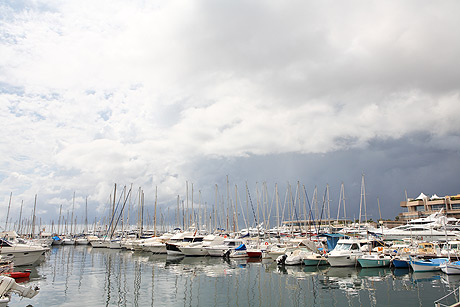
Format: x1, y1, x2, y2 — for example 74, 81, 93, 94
154, 186, 157, 237
191, 183, 194, 228
234, 185, 238, 233
198, 190, 202, 232
58, 204, 62, 235
359, 173, 367, 224
31, 194, 37, 238
226, 176, 230, 232
186, 181, 189, 229
85, 197, 88, 234
112, 185, 117, 235
5, 192, 12, 231
276, 183, 279, 235
71, 192, 75, 235
17, 200, 23, 235
215, 184, 218, 232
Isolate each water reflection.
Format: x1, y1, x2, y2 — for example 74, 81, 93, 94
10, 246, 460, 306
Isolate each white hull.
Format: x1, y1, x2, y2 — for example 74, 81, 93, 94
109, 241, 122, 249
206, 247, 228, 257
144, 245, 167, 254
179, 246, 209, 256
90, 239, 109, 248
0, 249, 45, 266
327, 254, 360, 267
75, 239, 89, 245
166, 250, 184, 256
441, 263, 460, 275
410, 258, 448, 272
229, 250, 248, 258
62, 239, 75, 245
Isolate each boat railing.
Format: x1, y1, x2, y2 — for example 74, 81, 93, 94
434, 286, 460, 307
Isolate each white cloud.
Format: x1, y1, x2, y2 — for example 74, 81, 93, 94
1, 0, 460, 225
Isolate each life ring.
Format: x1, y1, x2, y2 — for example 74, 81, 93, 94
403, 248, 410, 253
265, 242, 269, 245
377, 246, 383, 252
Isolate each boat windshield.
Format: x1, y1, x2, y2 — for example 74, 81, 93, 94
334, 243, 352, 251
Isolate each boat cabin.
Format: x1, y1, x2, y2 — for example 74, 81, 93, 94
417, 242, 439, 255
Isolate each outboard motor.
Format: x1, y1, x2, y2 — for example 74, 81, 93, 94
276, 254, 288, 265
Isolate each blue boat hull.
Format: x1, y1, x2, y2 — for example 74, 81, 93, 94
392, 259, 409, 268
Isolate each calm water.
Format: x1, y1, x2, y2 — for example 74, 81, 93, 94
10, 246, 460, 306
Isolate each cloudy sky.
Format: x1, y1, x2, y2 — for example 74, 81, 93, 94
1, 0, 460, 231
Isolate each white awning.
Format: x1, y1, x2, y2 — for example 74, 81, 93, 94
430, 194, 444, 200
415, 192, 428, 200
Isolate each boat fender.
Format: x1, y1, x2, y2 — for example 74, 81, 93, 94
264, 242, 269, 246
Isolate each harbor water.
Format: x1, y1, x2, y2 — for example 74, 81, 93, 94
11, 246, 460, 306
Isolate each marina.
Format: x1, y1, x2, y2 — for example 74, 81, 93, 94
6, 244, 460, 306
4, 185, 460, 306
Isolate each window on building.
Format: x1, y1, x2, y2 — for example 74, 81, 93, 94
415, 206, 425, 211
452, 204, 460, 210
431, 205, 446, 211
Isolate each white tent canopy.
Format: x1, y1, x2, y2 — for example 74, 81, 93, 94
415, 193, 428, 200
430, 194, 444, 200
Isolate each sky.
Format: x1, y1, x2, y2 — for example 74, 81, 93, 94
1, 0, 460, 232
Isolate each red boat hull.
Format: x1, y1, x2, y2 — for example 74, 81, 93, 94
247, 251, 262, 258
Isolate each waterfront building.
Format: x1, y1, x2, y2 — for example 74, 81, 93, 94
399, 193, 460, 221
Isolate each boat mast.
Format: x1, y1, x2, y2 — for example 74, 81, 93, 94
58, 204, 62, 235
154, 186, 157, 237
234, 185, 238, 234
85, 197, 88, 234
17, 200, 23, 235
275, 183, 280, 237
4, 192, 12, 231
31, 194, 37, 239
71, 192, 75, 236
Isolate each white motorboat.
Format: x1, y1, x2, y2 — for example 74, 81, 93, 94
327, 238, 364, 267
0, 239, 46, 266
62, 237, 75, 245
440, 261, 460, 275
141, 234, 174, 254
179, 234, 226, 256
229, 243, 248, 258
75, 237, 89, 245
206, 238, 245, 257
409, 257, 448, 272
90, 238, 110, 248
165, 232, 195, 256
372, 210, 460, 241
109, 238, 123, 249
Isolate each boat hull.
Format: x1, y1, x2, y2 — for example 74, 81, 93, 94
179, 246, 208, 256
166, 243, 184, 256
247, 251, 262, 258
358, 258, 390, 268
0, 249, 45, 266
440, 262, 460, 275
303, 258, 328, 266
410, 258, 448, 272
327, 255, 360, 267
392, 258, 409, 268
144, 244, 167, 254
